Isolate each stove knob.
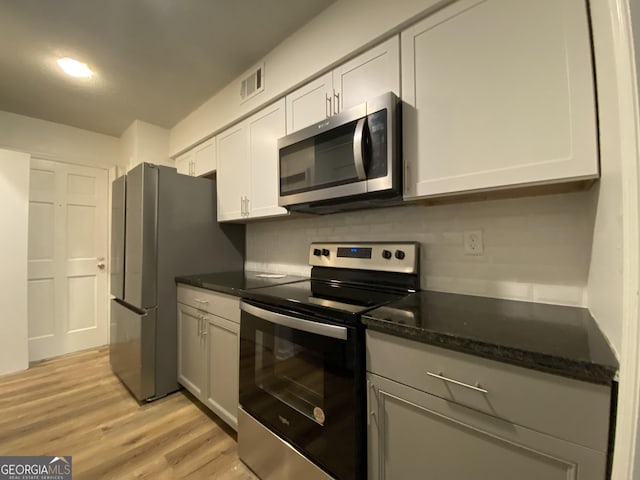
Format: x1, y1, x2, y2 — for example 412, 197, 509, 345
382, 249, 392, 259
322, 249, 330, 257
313, 248, 322, 256
395, 250, 406, 260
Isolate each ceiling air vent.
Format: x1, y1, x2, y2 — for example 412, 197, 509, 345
240, 63, 265, 103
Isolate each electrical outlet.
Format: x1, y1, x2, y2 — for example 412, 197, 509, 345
464, 230, 484, 255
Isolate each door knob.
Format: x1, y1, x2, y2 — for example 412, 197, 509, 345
97, 262, 105, 269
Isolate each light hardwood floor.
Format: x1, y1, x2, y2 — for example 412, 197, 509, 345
0, 346, 257, 480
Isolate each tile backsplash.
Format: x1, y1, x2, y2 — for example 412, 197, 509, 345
246, 191, 596, 306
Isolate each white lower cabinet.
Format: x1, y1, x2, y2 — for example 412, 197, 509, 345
177, 285, 240, 430
204, 314, 239, 429
177, 303, 206, 398
366, 331, 610, 480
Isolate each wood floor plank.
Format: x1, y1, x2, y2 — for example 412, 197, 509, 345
0, 347, 257, 479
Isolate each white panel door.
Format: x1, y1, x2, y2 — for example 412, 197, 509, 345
28, 159, 108, 361
248, 99, 288, 219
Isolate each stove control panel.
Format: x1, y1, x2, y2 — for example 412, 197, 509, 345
309, 242, 419, 274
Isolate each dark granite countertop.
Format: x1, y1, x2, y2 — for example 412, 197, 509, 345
363, 290, 619, 385
176, 270, 308, 296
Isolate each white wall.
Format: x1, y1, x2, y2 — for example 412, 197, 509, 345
169, 0, 447, 156
0, 110, 120, 167
0, 148, 30, 375
247, 191, 596, 306
601, 0, 640, 477
120, 120, 171, 173
0, 111, 121, 370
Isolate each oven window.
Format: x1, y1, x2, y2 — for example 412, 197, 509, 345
254, 328, 325, 424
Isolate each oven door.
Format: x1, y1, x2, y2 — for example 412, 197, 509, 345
239, 300, 362, 480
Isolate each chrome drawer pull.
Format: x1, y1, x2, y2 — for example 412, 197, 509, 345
426, 371, 489, 394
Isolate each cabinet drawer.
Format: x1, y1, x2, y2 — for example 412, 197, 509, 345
366, 330, 611, 452
177, 284, 240, 323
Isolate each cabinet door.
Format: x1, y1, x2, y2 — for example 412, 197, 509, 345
401, 0, 598, 199
368, 373, 605, 480
177, 303, 205, 398
285, 71, 333, 133
193, 137, 216, 176
247, 99, 288, 219
333, 36, 400, 113
217, 122, 249, 221
175, 150, 193, 176
205, 314, 240, 431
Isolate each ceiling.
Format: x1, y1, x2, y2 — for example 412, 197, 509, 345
0, 0, 336, 137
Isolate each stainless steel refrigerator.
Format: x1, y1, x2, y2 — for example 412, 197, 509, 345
109, 163, 245, 401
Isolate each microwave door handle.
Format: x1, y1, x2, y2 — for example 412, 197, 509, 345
353, 117, 368, 181
241, 302, 348, 340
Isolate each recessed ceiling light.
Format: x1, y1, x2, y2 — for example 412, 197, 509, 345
57, 57, 93, 78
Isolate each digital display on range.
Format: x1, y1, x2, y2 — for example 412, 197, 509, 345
337, 247, 372, 259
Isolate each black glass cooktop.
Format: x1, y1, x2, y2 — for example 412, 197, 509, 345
242, 278, 410, 323
175, 270, 309, 296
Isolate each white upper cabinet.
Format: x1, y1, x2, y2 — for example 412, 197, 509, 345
218, 99, 288, 222
175, 136, 216, 177
286, 72, 333, 134
248, 100, 288, 219
286, 36, 400, 134
217, 122, 249, 222
193, 137, 216, 176
333, 36, 400, 113
175, 149, 194, 176
402, 0, 598, 199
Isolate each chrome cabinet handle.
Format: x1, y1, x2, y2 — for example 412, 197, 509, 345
367, 381, 377, 426
426, 371, 489, 394
352, 117, 368, 181
194, 298, 208, 311
326, 94, 332, 117
197, 315, 207, 337
240, 196, 249, 217
334, 91, 340, 114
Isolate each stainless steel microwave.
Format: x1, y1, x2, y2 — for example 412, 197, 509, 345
278, 92, 402, 213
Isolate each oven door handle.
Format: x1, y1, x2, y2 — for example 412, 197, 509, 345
241, 302, 348, 340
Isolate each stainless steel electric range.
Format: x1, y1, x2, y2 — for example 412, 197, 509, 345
238, 242, 419, 480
